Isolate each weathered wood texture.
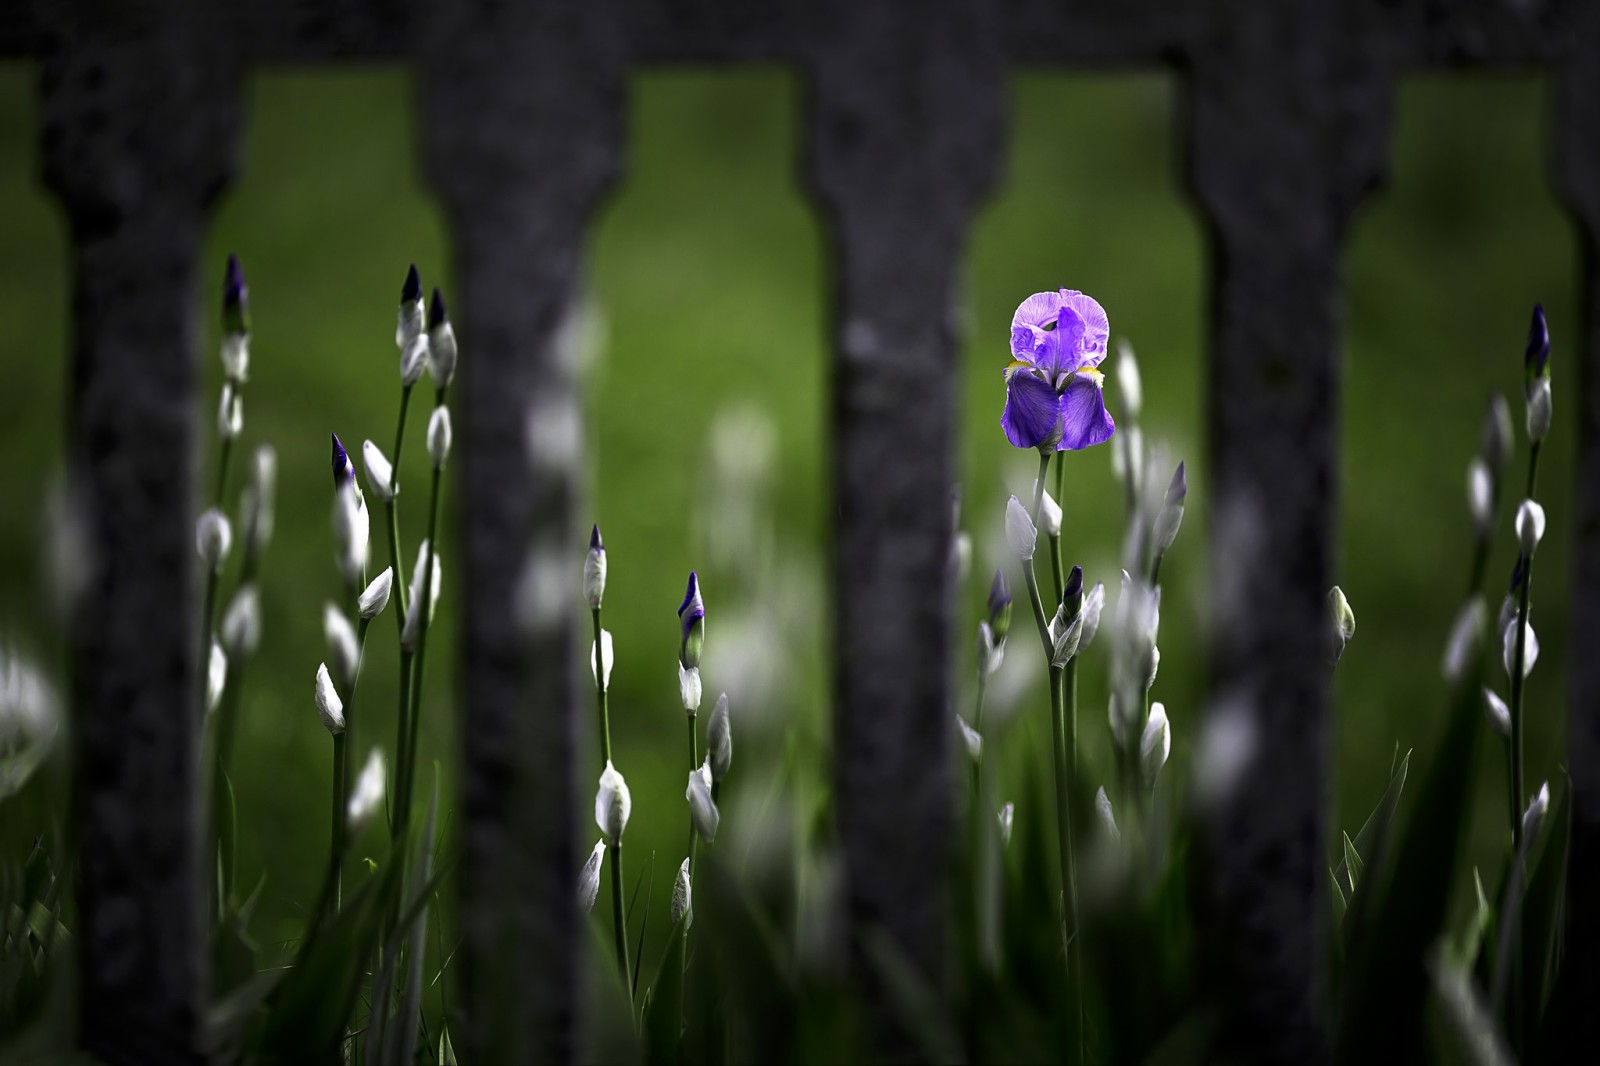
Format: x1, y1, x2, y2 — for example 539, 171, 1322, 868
35, 3, 241, 1062
417, 2, 623, 1061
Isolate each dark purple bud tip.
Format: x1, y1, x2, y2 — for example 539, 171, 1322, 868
224, 255, 245, 304
1510, 553, 1525, 594
1525, 304, 1550, 375
428, 287, 448, 330
590, 524, 603, 552
679, 571, 701, 618
402, 264, 422, 304
331, 433, 352, 487
987, 569, 1011, 613
1064, 565, 1084, 608
222, 255, 249, 333
1166, 461, 1187, 505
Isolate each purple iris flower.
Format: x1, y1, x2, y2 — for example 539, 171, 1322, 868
1001, 289, 1116, 452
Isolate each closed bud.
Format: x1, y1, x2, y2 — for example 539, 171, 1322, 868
1095, 786, 1120, 842
1140, 701, 1171, 790
1038, 486, 1062, 537
1501, 615, 1540, 681
977, 621, 1005, 678
1466, 459, 1493, 537
1480, 394, 1514, 471
242, 444, 277, 555
427, 405, 453, 469
672, 857, 693, 930
196, 508, 232, 571
346, 749, 386, 831
358, 567, 393, 619
583, 525, 607, 609
324, 603, 360, 690
997, 803, 1014, 847
1076, 581, 1105, 654
706, 692, 732, 781
1483, 687, 1511, 738
1526, 376, 1552, 443
401, 539, 443, 652
678, 571, 705, 668
221, 585, 262, 658
686, 760, 719, 842
400, 335, 429, 387
955, 715, 983, 762
207, 640, 227, 714
1329, 586, 1355, 664
1522, 780, 1550, 843
1441, 598, 1486, 682
331, 433, 354, 488
332, 481, 370, 589
427, 288, 457, 389
218, 382, 243, 441
594, 760, 631, 841
678, 662, 701, 712
314, 662, 345, 735
1524, 304, 1550, 378
591, 628, 615, 691
577, 839, 605, 914
1005, 496, 1037, 560
221, 254, 249, 340
986, 569, 1012, 642
950, 531, 972, 585
1515, 499, 1546, 558
363, 441, 396, 502
1115, 339, 1141, 419
397, 266, 428, 384
1151, 462, 1187, 556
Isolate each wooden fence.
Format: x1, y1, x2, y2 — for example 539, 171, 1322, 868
3, 0, 1598, 1061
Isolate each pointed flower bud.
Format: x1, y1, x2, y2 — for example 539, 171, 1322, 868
401, 539, 442, 652
591, 628, 614, 691
333, 481, 370, 589
1501, 615, 1540, 681
397, 265, 427, 383
1526, 376, 1551, 444
678, 662, 702, 712
1095, 786, 1120, 842
1524, 303, 1550, 378
584, 525, 607, 609
347, 749, 386, 831
1140, 701, 1171, 790
1466, 459, 1493, 537
363, 441, 396, 502
207, 640, 227, 713
358, 567, 393, 619
1152, 462, 1187, 557
324, 603, 360, 690
1480, 394, 1514, 472
706, 692, 732, 782
1005, 496, 1037, 560
595, 760, 631, 841
1329, 586, 1355, 664
428, 405, 453, 469
577, 840, 606, 913
977, 621, 1005, 677
400, 334, 429, 387
427, 288, 458, 389
1115, 339, 1141, 419
1038, 486, 1062, 537
1522, 780, 1550, 843
1441, 598, 1486, 682
221, 584, 261, 658
1483, 687, 1511, 738
218, 382, 243, 441
1515, 499, 1545, 558
687, 759, 720, 842
987, 569, 1012, 642
678, 571, 705, 668
222, 254, 250, 340
314, 662, 345, 735
401, 263, 422, 305
331, 433, 354, 488
955, 715, 983, 762
997, 803, 1014, 846
672, 857, 693, 930
196, 508, 232, 571
242, 444, 277, 556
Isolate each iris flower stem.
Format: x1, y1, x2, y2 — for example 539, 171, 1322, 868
971, 673, 989, 804
391, 652, 414, 841
399, 460, 444, 838
1051, 452, 1067, 604
592, 608, 614, 762
1509, 565, 1533, 845
388, 384, 415, 620
590, 602, 632, 1009
686, 713, 700, 878
1030, 451, 1051, 530
329, 732, 347, 913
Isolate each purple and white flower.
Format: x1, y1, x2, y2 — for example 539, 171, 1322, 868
1001, 289, 1117, 452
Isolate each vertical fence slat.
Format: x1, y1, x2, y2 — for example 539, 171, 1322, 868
37, 7, 240, 1063
418, 4, 622, 1061
802, 0, 1002, 1042
1183, 5, 1390, 1060
1550, 8, 1600, 1053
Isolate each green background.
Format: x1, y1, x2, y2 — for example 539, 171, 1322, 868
0, 67, 1574, 1005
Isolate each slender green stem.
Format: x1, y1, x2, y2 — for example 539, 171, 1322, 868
1062, 658, 1083, 1065
593, 608, 613, 762
214, 436, 234, 510
389, 383, 415, 620
1020, 562, 1054, 663
971, 673, 989, 802
399, 462, 444, 835
685, 711, 700, 944
1052, 452, 1067, 603
611, 839, 632, 1008
391, 652, 414, 841
1030, 451, 1051, 528
330, 733, 347, 912
1509, 559, 1532, 850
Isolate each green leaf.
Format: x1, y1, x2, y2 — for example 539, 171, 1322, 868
632, 850, 656, 999
438, 1024, 458, 1065
215, 761, 237, 910
1334, 654, 1481, 1064
1332, 749, 1410, 889
1328, 867, 1348, 920
1523, 777, 1569, 1046
392, 769, 441, 1065
1342, 832, 1364, 896
643, 915, 687, 1065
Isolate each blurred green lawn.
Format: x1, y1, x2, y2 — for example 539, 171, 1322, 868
0, 65, 1573, 990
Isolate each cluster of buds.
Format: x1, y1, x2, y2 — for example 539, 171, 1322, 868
977, 570, 1011, 678
1049, 565, 1105, 669
218, 256, 250, 444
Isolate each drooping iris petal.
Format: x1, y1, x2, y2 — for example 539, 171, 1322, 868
1058, 374, 1116, 451
1002, 370, 1063, 449
1058, 290, 1110, 362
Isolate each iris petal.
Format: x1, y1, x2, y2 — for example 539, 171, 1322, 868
1036, 306, 1087, 378
1010, 291, 1066, 332
1058, 290, 1110, 362
1058, 374, 1116, 451
1002, 370, 1063, 450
